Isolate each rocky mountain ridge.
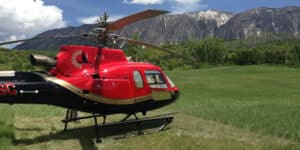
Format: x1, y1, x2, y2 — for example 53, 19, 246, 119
15, 6, 300, 50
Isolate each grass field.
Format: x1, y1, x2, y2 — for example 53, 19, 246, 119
168, 65, 300, 140
0, 65, 300, 149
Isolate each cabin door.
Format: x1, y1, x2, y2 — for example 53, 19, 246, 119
132, 70, 151, 101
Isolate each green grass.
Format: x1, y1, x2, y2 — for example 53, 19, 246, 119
0, 49, 57, 71
0, 65, 300, 149
0, 105, 15, 150
12, 105, 65, 118
168, 65, 300, 140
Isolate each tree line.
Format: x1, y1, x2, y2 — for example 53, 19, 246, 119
124, 37, 300, 70
1, 37, 299, 71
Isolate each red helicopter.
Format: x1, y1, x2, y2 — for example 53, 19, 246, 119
0, 9, 180, 141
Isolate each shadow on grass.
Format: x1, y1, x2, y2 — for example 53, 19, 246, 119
13, 119, 170, 150
14, 126, 98, 150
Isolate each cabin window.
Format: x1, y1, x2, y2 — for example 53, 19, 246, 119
133, 71, 144, 88
145, 70, 167, 88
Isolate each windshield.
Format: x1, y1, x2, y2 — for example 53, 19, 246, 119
145, 70, 167, 88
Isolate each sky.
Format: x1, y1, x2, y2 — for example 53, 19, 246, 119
0, 0, 299, 48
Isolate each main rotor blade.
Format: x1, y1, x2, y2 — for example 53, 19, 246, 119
105, 9, 169, 33
0, 35, 81, 46
118, 36, 183, 57
0, 38, 44, 46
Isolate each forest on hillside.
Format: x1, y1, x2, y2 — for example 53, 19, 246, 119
1, 37, 300, 71
124, 37, 300, 70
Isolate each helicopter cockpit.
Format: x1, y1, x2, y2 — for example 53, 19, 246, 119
145, 70, 167, 88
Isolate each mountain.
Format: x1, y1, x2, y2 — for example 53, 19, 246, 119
15, 6, 300, 50
119, 10, 233, 44
14, 24, 98, 50
15, 9, 234, 50
215, 6, 300, 40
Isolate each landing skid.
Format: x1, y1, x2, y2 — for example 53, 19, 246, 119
62, 109, 175, 142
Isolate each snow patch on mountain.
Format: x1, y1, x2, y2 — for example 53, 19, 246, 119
186, 10, 233, 27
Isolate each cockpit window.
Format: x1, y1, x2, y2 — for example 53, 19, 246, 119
166, 76, 175, 88
145, 70, 167, 88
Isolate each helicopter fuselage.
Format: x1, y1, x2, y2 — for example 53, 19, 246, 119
0, 45, 179, 115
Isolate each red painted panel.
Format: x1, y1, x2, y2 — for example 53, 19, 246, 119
99, 79, 133, 99
50, 45, 179, 103
0, 83, 17, 96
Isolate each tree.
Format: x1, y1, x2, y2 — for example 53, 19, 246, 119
96, 12, 109, 28
96, 12, 114, 47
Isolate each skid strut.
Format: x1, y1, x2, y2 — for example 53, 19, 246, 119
62, 109, 103, 131
62, 109, 175, 142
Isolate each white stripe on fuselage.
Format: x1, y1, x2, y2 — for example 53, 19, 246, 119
0, 71, 15, 77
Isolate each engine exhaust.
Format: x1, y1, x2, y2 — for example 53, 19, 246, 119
30, 54, 56, 69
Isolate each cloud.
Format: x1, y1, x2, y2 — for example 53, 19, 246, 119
123, 0, 164, 5
78, 16, 99, 24
0, 0, 66, 48
78, 15, 124, 24
123, 0, 206, 13
172, 0, 207, 13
